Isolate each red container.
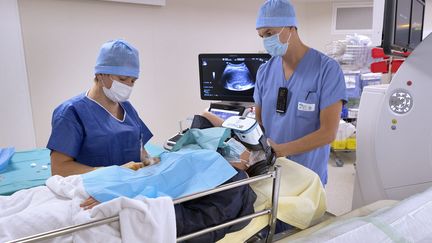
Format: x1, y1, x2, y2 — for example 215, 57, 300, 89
391, 59, 404, 73
371, 61, 389, 73
371, 48, 389, 59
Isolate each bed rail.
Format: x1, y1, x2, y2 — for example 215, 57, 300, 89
7, 165, 282, 243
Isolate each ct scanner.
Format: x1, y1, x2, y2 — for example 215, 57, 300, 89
353, 33, 432, 209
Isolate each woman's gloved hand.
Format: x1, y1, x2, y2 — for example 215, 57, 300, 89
122, 155, 161, 171
142, 156, 161, 166
121, 161, 144, 170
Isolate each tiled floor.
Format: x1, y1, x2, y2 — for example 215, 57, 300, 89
325, 151, 356, 216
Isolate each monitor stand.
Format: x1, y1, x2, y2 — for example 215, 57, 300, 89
209, 101, 254, 110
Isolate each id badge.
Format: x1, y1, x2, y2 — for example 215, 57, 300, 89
276, 87, 290, 114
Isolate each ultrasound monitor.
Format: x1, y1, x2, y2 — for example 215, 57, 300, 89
199, 53, 271, 103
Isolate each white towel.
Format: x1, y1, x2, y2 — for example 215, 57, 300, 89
0, 175, 85, 242
0, 175, 176, 243
91, 196, 176, 243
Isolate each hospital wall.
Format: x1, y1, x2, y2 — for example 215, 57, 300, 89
294, 1, 361, 52
3, 0, 382, 149
0, 0, 36, 150
17, 0, 265, 147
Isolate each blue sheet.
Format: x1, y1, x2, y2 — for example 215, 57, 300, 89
0, 148, 51, 195
0, 144, 165, 196
82, 149, 237, 203
0, 147, 15, 172
144, 143, 167, 157
171, 127, 231, 152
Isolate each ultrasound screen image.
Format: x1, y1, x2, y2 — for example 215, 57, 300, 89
199, 54, 270, 102
221, 62, 254, 91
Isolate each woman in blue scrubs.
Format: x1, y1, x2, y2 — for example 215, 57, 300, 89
47, 39, 156, 177
254, 0, 347, 185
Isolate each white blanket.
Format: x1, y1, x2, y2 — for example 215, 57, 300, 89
0, 175, 176, 243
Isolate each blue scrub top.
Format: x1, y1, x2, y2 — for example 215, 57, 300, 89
47, 93, 153, 167
254, 48, 347, 184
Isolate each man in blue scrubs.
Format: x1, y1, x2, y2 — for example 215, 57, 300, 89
254, 0, 347, 185
47, 39, 155, 176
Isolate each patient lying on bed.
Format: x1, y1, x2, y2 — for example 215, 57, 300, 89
1, 116, 328, 242
189, 112, 270, 175
0, 147, 257, 243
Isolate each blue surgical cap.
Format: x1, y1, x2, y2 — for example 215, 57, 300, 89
94, 39, 140, 78
256, 0, 297, 29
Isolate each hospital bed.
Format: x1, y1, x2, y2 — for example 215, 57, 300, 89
4, 157, 327, 243
0, 148, 51, 196
6, 166, 281, 243
5, 158, 432, 243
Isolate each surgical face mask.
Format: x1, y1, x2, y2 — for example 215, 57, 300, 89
102, 78, 133, 103
226, 138, 247, 160
263, 28, 292, 57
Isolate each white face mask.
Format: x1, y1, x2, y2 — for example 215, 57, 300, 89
226, 138, 247, 160
263, 27, 292, 57
102, 78, 133, 103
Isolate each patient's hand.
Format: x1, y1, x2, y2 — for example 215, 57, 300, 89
229, 150, 251, 170
80, 196, 100, 210
230, 160, 249, 170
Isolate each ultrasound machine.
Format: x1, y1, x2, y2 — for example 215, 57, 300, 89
164, 53, 271, 150
199, 53, 270, 119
